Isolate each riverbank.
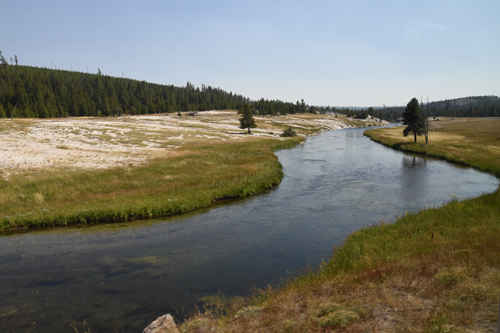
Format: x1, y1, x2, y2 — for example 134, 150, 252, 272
0, 112, 382, 231
364, 117, 500, 177
176, 118, 500, 332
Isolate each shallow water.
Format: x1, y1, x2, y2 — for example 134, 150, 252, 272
0, 127, 498, 332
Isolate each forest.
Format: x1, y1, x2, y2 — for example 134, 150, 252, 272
0, 52, 313, 118
1, 51, 498, 120
337, 95, 500, 121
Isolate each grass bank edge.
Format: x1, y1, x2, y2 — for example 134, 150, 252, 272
0, 137, 304, 232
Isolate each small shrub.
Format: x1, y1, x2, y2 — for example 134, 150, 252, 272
279, 319, 297, 333
235, 306, 262, 319
317, 309, 359, 328
281, 127, 297, 137
428, 315, 455, 333
434, 269, 466, 288
455, 283, 491, 301
468, 286, 489, 300
312, 304, 359, 329
181, 317, 211, 331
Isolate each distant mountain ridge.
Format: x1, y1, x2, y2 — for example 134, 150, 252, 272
432, 95, 499, 108
325, 95, 500, 122
323, 96, 499, 110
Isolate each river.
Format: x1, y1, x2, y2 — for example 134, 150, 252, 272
0, 127, 498, 332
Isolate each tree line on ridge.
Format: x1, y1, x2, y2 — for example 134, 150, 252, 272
0, 51, 316, 119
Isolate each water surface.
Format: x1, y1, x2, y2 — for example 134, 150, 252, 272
0, 127, 498, 332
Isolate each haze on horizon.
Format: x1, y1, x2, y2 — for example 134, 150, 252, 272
1, 0, 499, 107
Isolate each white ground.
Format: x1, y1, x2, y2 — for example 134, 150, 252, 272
0, 111, 383, 179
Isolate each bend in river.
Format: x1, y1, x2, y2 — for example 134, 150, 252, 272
0, 127, 498, 333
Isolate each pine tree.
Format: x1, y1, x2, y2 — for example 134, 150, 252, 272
239, 103, 257, 134
402, 98, 425, 143
0, 50, 7, 65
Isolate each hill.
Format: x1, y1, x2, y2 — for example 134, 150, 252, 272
0, 60, 311, 118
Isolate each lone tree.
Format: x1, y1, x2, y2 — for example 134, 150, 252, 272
239, 103, 257, 134
402, 97, 425, 143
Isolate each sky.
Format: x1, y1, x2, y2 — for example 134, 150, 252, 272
1, 0, 499, 107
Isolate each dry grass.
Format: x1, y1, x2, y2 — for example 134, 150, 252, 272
365, 117, 500, 176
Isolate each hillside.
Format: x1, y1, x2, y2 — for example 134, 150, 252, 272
0, 62, 312, 119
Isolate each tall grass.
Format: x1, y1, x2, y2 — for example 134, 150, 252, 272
0, 138, 303, 230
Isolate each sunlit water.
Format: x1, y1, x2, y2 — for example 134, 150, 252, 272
1, 127, 498, 332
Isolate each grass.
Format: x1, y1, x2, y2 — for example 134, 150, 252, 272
177, 117, 500, 332
364, 117, 500, 177
1, 111, 385, 230
0, 137, 303, 230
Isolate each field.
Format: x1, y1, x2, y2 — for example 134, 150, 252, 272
364, 117, 500, 177
0, 111, 382, 231
177, 118, 500, 332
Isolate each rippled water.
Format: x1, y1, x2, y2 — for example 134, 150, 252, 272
0, 127, 498, 332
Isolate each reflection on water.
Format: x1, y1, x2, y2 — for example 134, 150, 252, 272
0, 127, 498, 333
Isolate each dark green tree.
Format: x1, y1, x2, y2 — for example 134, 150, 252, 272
239, 103, 257, 134
300, 99, 307, 113
402, 97, 425, 143
0, 51, 7, 66
281, 126, 297, 137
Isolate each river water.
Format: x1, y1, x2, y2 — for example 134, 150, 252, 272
0, 127, 498, 332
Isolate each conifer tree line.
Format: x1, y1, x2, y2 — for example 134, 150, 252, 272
424, 96, 500, 118
334, 107, 401, 122
334, 95, 500, 122
0, 51, 315, 119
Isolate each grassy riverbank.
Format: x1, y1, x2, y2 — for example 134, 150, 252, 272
364, 117, 500, 177
179, 118, 500, 332
1, 112, 382, 231
0, 138, 301, 230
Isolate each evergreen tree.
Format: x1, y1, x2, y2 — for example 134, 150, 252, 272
300, 99, 307, 113
239, 103, 257, 134
0, 50, 6, 65
402, 97, 425, 143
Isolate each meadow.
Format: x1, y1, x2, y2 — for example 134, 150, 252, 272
0, 112, 377, 231
178, 118, 500, 332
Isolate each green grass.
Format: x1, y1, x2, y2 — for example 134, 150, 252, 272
177, 118, 500, 332
0, 137, 303, 230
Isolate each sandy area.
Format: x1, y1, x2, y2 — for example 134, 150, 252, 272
0, 111, 382, 179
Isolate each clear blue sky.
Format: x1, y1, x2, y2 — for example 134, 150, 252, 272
1, 0, 499, 107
